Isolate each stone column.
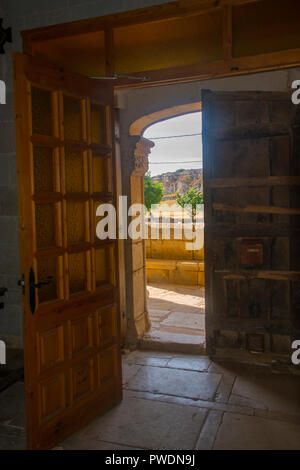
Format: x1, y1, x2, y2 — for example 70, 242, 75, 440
123, 136, 154, 348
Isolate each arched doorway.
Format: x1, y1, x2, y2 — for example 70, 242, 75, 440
124, 102, 204, 350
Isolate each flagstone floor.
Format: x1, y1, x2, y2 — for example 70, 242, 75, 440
1, 350, 300, 450
61, 350, 300, 450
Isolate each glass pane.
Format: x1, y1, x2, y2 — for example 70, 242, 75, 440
93, 154, 112, 193
67, 201, 87, 245
65, 148, 85, 192
37, 257, 58, 303
91, 104, 106, 144
35, 203, 57, 249
33, 147, 54, 193
69, 252, 87, 295
31, 87, 53, 136
95, 246, 115, 287
63, 96, 82, 140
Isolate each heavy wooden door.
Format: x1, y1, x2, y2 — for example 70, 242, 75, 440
202, 90, 300, 361
13, 53, 122, 449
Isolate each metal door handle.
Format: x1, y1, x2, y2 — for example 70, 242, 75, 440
29, 269, 53, 314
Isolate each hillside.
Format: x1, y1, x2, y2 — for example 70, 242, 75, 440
152, 168, 203, 200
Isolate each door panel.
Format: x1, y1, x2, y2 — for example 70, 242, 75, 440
202, 90, 300, 360
13, 53, 122, 450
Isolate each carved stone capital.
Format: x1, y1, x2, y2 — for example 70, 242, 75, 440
131, 137, 154, 176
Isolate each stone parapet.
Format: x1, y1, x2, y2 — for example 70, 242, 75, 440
146, 259, 205, 286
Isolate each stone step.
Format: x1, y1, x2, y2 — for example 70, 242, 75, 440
140, 330, 206, 355
160, 325, 205, 336
148, 309, 170, 321
159, 311, 205, 336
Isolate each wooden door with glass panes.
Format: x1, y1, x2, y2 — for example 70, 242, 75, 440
13, 52, 122, 450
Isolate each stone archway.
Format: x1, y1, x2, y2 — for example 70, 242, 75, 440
129, 102, 202, 137
123, 102, 202, 348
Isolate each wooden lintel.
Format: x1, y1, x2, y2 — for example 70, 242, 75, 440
113, 47, 300, 89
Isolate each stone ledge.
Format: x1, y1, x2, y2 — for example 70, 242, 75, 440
146, 259, 205, 286
147, 259, 204, 271
140, 330, 206, 355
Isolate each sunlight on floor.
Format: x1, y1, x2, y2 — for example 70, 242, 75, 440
142, 283, 206, 353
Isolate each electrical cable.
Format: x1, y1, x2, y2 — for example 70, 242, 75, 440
146, 133, 202, 140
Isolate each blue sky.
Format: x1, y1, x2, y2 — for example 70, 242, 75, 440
143, 112, 202, 177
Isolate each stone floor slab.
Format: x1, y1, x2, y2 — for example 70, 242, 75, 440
230, 374, 300, 414
122, 363, 141, 385
123, 388, 254, 417
123, 350, 173, 364
79, 396, 206, 450
61, 436, 143, 450
166, 355, 211, 371
214, 412, 300, 450
133, 356, 170, 367
125, 365, 221, 401
196, 410, 223, 450
0, 424, 26, 450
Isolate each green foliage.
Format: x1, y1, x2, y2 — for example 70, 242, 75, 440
176, 187, 204, 219
144, 172, 164, 212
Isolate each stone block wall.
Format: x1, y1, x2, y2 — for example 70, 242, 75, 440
0, 1, 21, 347
145, 224, 205, 286
145, 226, 204, 261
